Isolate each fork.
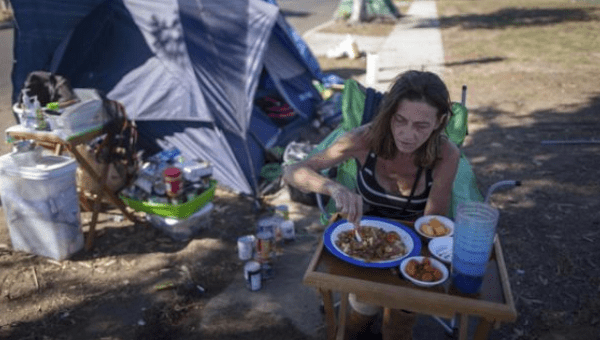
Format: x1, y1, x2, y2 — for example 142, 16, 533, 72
354, 225, 363, 243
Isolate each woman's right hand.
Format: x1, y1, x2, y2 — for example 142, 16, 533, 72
329, 186, 363, 227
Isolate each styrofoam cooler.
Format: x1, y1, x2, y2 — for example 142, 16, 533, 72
147, 202, 213, 242
0, 152, 83, 260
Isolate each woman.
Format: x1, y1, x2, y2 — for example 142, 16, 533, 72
283, 70, 460, 340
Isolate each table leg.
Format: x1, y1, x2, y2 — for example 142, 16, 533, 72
85, 161, 109, 251
69, 146, 138, 224
458, 314, 469, 340
336, 292, 349, 340
473, 318, 493, 340
54, 143, 63, 155
320, 289, 337, 340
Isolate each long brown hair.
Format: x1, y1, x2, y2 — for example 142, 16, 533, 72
368, 70, 451, 168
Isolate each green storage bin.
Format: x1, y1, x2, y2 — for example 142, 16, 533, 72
120, 179, 217, 219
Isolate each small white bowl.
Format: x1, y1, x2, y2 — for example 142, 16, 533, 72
414, 215, 454, 239
399, 256, 449, 287
428, 236, 453, 264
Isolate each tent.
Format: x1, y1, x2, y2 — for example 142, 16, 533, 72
10, 0, 342, 197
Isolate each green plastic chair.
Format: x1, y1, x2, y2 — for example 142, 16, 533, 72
309, 79, 483, 225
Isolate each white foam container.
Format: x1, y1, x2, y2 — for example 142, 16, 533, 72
0, 152, 83, 260
147, 202, 213, 241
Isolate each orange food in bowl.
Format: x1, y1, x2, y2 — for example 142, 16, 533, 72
405, 257, 443, 282
420, 218, 448, 237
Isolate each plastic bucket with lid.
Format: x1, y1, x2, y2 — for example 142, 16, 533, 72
0, 152, 83, 260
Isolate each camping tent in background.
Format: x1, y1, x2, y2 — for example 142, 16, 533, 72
334, 0, 400, 20
10, 0, 342, 197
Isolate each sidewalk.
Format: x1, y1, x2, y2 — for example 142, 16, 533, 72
304, 0, 445, 93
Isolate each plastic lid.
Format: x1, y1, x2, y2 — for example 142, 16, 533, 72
0, 153, 78, 180
164, 167, 181, 178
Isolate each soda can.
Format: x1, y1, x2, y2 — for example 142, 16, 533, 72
256, 231, 273, 261
244, 261, 262, 291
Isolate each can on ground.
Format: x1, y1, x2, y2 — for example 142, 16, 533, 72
244, 261, 262, 291
255, 231, 273, 261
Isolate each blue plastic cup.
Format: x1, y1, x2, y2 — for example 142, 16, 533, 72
451, 202, 499, 294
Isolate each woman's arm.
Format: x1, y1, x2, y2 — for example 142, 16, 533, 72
282, 126, 369, 224
424, 138, 460, 216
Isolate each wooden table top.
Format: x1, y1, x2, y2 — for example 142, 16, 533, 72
303, 223, 517, 322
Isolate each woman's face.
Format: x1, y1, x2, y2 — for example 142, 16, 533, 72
390, 99, 441, 154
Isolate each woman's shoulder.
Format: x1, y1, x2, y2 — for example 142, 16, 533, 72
434, 136, 460, 169
334, 124, 371, 158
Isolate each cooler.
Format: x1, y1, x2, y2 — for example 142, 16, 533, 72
0, 152, 83, 260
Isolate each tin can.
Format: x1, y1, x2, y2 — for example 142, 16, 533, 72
257, 216, 279, 236
237, 235, 255, 261
164, 167, 183, 197
244, 261, 262, 291
256, 231, 273, 261
280, 220, 296, 242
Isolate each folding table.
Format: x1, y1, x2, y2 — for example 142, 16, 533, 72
303, 221, 517, 340
5, 112, 140, 251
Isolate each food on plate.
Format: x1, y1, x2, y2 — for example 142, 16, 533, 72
420, 218, 449, 237
335, 226, 407, 262
404, 257, 443, 282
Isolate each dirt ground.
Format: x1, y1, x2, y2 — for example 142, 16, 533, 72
2, 1, 600, 339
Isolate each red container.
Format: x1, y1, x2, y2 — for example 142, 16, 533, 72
164, 167, 183, 197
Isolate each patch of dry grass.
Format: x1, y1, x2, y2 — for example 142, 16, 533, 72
437, 0, 600, 113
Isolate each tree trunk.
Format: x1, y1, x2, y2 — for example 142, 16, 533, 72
349, 0, 366, 23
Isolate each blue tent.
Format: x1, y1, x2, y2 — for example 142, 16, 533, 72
11, 0, 340, 196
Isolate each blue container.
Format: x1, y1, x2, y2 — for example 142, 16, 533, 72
451, 202, 499, 294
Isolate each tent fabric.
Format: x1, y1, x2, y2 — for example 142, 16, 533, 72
11, 0, 332, 196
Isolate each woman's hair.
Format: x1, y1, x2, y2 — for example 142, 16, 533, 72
368, 70, 451, 168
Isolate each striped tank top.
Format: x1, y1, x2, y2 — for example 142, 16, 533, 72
357, 152, 433, 221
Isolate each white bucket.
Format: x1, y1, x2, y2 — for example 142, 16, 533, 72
237, 235, 255, 261
0, 152, 82, 260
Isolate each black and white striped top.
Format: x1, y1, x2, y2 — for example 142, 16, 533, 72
357, 152, 433, 221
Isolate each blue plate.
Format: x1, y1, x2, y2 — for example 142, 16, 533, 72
323, 216, 422, 268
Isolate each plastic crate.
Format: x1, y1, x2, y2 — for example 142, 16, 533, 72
120, 179, 217, 219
